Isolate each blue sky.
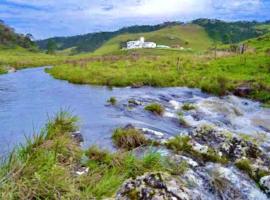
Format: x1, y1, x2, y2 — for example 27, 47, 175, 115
0, 0, 269, 39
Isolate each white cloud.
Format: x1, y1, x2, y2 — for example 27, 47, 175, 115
0, 0, 268, 38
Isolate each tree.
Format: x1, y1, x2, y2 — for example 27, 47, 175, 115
46, 40, 57, 54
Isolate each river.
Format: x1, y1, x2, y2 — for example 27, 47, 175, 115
0, 67, 270, 156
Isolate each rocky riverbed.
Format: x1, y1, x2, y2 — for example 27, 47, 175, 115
108, 93, 270, 199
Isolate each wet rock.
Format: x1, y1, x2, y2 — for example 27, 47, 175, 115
116, 173, 191, 200
191, 125, 265, 161
191, 141, 208, 154
128, 99, 142, 106
260, 175, 270, 196
234, 86, 252, 97
71, 131, 84, 143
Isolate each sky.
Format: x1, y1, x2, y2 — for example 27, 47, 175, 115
0, 0, 270, 39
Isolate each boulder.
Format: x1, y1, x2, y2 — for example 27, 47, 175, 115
116, 173, 191, 200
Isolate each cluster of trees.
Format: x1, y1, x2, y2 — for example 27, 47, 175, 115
192, 18, 267, 44
0, 20, 37, 50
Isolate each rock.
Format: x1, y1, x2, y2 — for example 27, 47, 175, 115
131, 83, 144, 88
75, 167, 89, 176
260, 176, 270, 196
71, 131, 84, 143
234, 86, 252, 97
191, 125, 266, 162
128, 99, 142, 106
116, 173, 191, 200
191, 141, 208, 154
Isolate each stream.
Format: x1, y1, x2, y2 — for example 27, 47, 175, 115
1, 67, 270, 199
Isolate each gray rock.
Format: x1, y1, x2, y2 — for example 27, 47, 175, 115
116, 173, 191, 200
260, 176, 270, 196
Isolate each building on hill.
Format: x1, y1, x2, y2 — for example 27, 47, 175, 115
126, 37, 157, 49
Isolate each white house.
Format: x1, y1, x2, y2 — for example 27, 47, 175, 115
126, 37, 157, 49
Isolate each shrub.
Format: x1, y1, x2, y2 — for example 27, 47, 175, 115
112, 127, 148, 150
144, 103, 165, 115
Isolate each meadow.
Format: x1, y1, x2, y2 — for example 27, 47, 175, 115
47, 47, 270, 105
0, 46, 68, 72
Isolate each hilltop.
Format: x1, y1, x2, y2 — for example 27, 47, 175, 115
37, 19, 270, 54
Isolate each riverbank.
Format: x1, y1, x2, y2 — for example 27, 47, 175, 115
1, 111, 270, 199
47, 51, 270, 105
0, 47, 67, 72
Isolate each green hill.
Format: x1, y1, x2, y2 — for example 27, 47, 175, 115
37, 19, 270, 54
94, 24, 213, 55
0, 20, 36, 50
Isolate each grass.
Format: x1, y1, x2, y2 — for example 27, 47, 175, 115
235, 159, 270, 184
166, 135, 228, 164
144, 103, 165, 116
112, 127, 148, 150
0, 112, 190, 199
94, 24, 213, 55
182, 103, 196, 111
47, 48, 270, 105
0, 46, 67, 70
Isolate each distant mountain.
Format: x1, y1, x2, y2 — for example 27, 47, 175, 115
0, 20, 36, 50
36, 19, 270, 54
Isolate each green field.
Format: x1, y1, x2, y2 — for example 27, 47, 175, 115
94, 24, 213, 55
0, 46, 68, 72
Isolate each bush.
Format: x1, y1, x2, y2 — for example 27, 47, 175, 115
144, 103, 165, 115
112, 127, 148, 150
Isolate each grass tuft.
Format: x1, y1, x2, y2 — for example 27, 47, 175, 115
144, 103, 165, 116
112, 127, 148, 150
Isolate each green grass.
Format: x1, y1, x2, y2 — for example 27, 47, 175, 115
166, 135, 228, 164
182, 103, 196, 111
94, 24, 213, 55
0, 46, 67, 70
144, 103, 165, 116
112, 127, 148, 150
47, 48, 270, 104
1, 112, 189, 199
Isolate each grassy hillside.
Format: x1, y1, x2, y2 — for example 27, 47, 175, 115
94, 24, 213, 55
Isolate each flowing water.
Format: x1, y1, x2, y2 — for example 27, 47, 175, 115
1, 67, 270, 199
0, 67, 270, 155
